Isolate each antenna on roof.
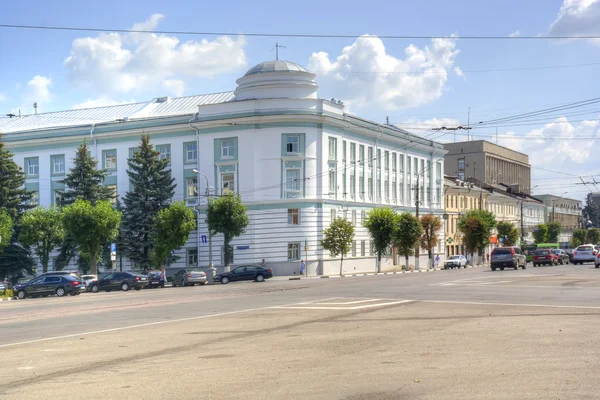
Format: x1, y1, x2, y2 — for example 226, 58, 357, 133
271, 42, 286, 61
33, 102, 38, 115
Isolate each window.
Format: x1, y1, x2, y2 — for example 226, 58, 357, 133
352, 241, 357, 257
359, 175, 365, 200
286, 135, 300, 154
342, 141, 347, 163
368, 177, 373, 200
385, 179, 389, 201
384, 151, 389, 170
342, 170, 346, 197
350, 173, 355, 198
329, 169, 336, 194
377, 149, 381, 169
361, 210, 366, 221
350, 143, 356, 163
458, 158, 465, 171
103, 150, 117, 170
288, 208, 299, 225
187, 248, 198, 266
331, 209, 336, 221
26, 157, 39, 176
392, 153, 397, 172
377, 177, 381, 201
129, 147, 140, 158
343, 210, 348, 220
328, 137, 337, 160
186, 178, 198, 199
361, 240, 366, 257
369, 240, 374, 256
53, 190, 62, 207
399, 155, 404, 173
28, 191, 39, 206
352, 210, 356, 226
392, 181, 397, 202
107, 185, 117, 204
288, 243, 300, 261
368, 147, 373, 167
407, 157, 412, 174
222, 173, 235, 194
221, 139, 234, 158
436, 162, 442, 181
156, 144, 170, 162
286, 169, 301, 192
458, 172, 465, 180
184, 142, 197, 163
51, 155, 65, 175
414, 158, 418, 176
44, 276, 61, 284
359, 145, 365, 165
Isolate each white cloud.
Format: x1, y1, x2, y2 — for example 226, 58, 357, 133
454, 66, 466, 80
73, 96, 135, 109
509, 30, 522, 37
21, 75, 53, 110
307, 35, 460, 110
547, 0, 600, 44
64, 14, 247, 97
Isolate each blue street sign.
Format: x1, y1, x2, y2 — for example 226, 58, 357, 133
111, 243, 116, 253
201, 235, 207, 244
237, 245, 250, 250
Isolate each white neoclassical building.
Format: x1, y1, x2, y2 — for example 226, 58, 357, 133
0, 60, 446, 275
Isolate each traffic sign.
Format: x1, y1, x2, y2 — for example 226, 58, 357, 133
111, 243, 116, 253
201, 235, 207, 244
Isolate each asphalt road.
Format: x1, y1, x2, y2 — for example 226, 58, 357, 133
2, 264, 600, 399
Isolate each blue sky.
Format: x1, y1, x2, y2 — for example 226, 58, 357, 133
1, 0, 600, 199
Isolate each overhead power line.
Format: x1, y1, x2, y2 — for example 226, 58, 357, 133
1, 24, 600, 40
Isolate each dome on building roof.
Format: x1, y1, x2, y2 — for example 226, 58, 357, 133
244, 60, 308, 76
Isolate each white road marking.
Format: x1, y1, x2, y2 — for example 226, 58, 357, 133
275, 300, 413, 310
0, 297, 340, 349
312, 299, 382, 305
419, 299, 600, 310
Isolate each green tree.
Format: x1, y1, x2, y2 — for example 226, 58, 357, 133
392, 212, 422, 271
19, 207, 65, 273
321, 217, 355, 276
0, 211, 13, 252
496, 221, 519, 247
547, 222, 562, 243
457, 209, 496, 261
206, 193, 249, 268
121, 136, 176, 270
151, 201, 197, 268
532, 224, 548, 244
572, 228, 587, 248
55, 142, 113, 270
363, 207, 397, 272
420, 214, 442, 269
62, 200, 122, 275
0, 134, 35, 280
586, 228, 600, 245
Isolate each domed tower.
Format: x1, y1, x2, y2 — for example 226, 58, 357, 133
234, 60, 319, 101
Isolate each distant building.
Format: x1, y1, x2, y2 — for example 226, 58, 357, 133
444, 140, 532, 194
535, 194, 582, 244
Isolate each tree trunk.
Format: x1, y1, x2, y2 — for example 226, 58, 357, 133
405, 255, 409, 271
340, 252, 344, 276
90, 251, 98, 275
41, 244, 49, 273
223, 233, 230, 271
377, 253, 381, 273
428, 249, 433, 269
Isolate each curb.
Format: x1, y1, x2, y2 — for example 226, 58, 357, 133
287, 264, 486, 280
0, 297, 14, 302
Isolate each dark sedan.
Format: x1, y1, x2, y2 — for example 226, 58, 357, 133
88, 272, 148, 293
214, 265, 273, 284
146, 271, 165, 288
14, 275, 84, 299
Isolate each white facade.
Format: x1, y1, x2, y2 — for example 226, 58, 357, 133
1, 60, 446, 275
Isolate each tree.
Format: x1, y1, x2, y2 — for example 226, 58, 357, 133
457, 209, 496, 262
121, 136, 176, 270
321, 217, 355, 276
420, 214, 442, 268
586, 228, 600, 245
151, 201, 197, 268
0, 134, 35, 280
363, 207, 397, 272
19, 207, 65, 273
547, 222, 562, 243
206, 193, 249, 269
0, 211, 13, 252
62, 200, 122, 275
392, 212, 422, 271
572, 228, 587, 248
55, 142, 113, 270
532, 224, 548, 244
496, 221, 519, 247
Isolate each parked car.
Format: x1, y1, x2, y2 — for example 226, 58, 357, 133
172, 269, 207, 287
214, 265, 273, 284
88, 272, 148, 293
572, 244, 597, 265
444, 255, 467, 269
594, 253, 600, 268
81, 275, 97, 291
35, 270, 81, 279
146, 271, 165, 288
532, 249, 559, 266
565, 248, 574, 263
14, 275, 84, 299
551, 249, 569, 265
490, 247, 527, 271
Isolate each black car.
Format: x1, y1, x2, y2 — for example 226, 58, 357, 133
214, 265, 273, 284
89, 272, 148, 293
14, 275, 84, 299
146, 271, 165, 288
552, 249, 570, 265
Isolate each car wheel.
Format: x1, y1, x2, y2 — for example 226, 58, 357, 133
121, 282, 129, 291
491, 267, 497, 271
69, 292, 77, 296
256, 274, 265, 282
522, 263, 527, 270
56, 287, 66, 297
500, 267, 505, 271
514, 264, 519, 270
596, 264, 599, 268
17, 290, 26, 299
221, 277, 229, 284
134, 287, 141, 291
91, 284, 99, 293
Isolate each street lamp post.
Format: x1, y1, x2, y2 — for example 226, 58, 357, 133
193, 169, 214, 269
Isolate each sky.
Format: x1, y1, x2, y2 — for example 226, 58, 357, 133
1, 0, 600, 200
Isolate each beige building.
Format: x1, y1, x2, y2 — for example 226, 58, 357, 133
444, 140, 532, 194
535, 194, 582, 244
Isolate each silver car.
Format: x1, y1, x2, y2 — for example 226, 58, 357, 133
444, 255, 467, 269
172, 269, 207, 287
81, 275, 98, 291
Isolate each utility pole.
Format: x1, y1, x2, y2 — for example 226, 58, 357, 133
520, 199, 525, 243
414, 172, 421, 270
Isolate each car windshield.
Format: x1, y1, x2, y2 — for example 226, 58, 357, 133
578, 246, 593, 251
148, 272, 162, 277
449, 256, 461, 259
552, 250, 561, 254
493, 248, 512, 254
534, 250, 550, 255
